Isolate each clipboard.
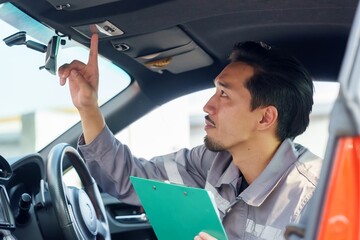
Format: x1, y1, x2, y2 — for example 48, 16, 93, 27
130, 176, 228, 240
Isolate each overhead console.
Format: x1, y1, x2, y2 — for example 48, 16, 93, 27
72, 21, 214, 74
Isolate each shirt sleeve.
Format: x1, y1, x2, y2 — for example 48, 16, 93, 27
78, 125, 215, 205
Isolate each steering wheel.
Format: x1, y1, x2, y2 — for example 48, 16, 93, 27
46, 143, 111, 240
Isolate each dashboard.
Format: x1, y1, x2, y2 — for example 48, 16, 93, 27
1, 153, 45, 239
0, 150, 154, 240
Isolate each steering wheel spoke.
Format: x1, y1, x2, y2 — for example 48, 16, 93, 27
96, 218, 109, 238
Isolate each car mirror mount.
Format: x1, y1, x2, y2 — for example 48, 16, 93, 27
38, 35, 61, 75
3, 31, 65, 75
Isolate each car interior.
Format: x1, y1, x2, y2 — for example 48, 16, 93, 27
0, 0, 359, 239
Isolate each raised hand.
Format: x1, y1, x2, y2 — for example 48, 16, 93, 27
58, 34, 105, 144
58, 34, 99, 113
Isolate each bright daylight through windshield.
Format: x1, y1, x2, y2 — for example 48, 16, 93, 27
0, 3, 130, 157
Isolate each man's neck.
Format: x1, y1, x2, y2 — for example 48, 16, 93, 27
230, 138, 281, 184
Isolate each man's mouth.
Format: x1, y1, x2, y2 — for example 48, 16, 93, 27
205, 115, 216, 128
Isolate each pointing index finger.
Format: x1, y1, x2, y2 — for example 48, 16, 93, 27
88, 33, 99, 66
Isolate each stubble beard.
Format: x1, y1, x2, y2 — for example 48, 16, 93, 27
204, 135, 225, 152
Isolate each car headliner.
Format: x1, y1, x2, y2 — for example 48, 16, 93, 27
4, 0, 358, 155
9, 0, 358, 81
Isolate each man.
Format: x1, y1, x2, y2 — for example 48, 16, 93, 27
59, 34, 322, 239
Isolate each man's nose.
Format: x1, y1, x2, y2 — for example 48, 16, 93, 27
203, 95, 216, 114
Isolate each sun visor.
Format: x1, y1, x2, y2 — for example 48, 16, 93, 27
111, 27, 213, 74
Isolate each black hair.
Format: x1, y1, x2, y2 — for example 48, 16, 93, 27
230, 41, 314, 141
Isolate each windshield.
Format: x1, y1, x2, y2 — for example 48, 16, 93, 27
0, 3, 131, 157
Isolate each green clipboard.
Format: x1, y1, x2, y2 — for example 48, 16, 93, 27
130, 176, 228, 240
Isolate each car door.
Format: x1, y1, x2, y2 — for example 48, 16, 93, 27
285, 1, 360, 239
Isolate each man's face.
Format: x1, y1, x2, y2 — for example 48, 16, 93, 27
203, 62, 265, 152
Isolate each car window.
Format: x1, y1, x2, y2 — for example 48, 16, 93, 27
116, 81, 339, 159
0, 2, 131, 157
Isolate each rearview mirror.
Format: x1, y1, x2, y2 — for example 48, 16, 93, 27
3, 32, 62, 75
41, 36, 60, 75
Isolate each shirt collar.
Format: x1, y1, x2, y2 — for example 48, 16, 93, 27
214, 160, 240, 188
240, 138, 300, 206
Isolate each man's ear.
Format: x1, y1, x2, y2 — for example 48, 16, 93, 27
258, 106, 278, 130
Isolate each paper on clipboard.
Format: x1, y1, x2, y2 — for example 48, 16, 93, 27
130, 176, 228, 240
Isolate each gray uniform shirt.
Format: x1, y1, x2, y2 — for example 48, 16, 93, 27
78, 126, 322, 240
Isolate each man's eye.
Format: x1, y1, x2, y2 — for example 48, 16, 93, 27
220, 90, 227, 97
